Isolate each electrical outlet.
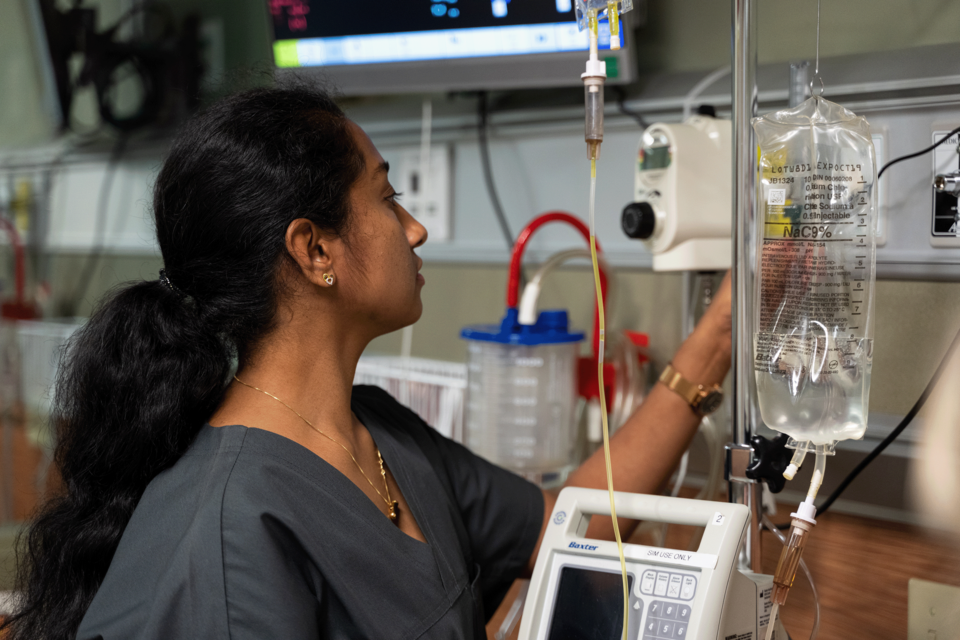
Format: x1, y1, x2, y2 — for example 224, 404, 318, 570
397, 145, 452, 242
908, 578, 960, 640
930, 128, 960, 247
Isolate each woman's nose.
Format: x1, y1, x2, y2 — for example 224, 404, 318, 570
402, 208, 428, 248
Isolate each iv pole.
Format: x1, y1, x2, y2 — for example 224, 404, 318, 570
727, 0, 764, 573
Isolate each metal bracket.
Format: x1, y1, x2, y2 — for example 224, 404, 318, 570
725, 443, 756, 484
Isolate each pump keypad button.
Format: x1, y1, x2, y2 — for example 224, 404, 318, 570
667, 574, 682, 598
653, 572, 669, 596
645, 601, 692, 639
640, 570, 657, 595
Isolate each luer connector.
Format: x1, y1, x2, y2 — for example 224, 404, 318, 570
771, 505, 815, 606
574, 0, 633, 32
607, 2, 620, 49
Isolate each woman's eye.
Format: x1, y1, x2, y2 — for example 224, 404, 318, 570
387, 191, 403, 204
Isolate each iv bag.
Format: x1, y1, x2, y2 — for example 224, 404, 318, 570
752, 97, 877, 445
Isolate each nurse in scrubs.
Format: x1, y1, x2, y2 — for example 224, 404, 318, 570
3, 86, 731, 640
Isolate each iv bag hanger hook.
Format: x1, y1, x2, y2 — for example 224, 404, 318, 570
809, 0, 824, 97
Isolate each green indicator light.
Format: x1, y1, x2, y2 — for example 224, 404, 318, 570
274, 40, 300, 68
604, 56, 619, 79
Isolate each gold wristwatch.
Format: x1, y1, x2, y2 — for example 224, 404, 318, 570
659, 363, 724, 416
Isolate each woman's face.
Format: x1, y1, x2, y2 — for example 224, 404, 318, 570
339, 121, 428, 334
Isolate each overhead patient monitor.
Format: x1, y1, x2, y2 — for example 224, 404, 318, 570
266, 0, 637, 94
518, 488, 785, 640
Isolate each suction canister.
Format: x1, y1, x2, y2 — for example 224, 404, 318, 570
461, 308, 584, 487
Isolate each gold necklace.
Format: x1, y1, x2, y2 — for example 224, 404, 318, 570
233, 375, 399, 521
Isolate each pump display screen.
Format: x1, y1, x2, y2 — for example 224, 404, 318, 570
639, 145, 671, 171
268, 0, 623, 68
546, 567, 633, 640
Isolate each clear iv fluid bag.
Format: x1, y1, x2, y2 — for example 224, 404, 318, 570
752, 97, 878, 445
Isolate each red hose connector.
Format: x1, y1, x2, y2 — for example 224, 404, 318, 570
506, 211, 607, 356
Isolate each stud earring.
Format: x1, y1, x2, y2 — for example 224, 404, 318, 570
323, 274, 335, 285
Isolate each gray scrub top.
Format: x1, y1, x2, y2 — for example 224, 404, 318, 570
77, 385, 544, 639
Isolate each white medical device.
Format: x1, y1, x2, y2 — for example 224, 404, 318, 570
518, 488, 785, 640
620, 117, 732, 272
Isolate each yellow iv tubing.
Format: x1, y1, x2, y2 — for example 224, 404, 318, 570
589, 161, 629, 640
583, 7, 628, 637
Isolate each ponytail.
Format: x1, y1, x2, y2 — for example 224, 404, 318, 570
6, 281, 229, 639
3, 85, 363, 640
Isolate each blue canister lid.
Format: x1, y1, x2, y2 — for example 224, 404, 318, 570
460, 308, 585, 345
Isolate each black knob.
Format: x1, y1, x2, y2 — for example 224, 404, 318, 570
745, 434, 791, 494
621, 202, 656, 240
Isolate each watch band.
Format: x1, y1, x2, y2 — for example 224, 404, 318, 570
659, 363, 721, 415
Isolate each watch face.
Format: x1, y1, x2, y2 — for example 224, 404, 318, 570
699, 390, 724, 415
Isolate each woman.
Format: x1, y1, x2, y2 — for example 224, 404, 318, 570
3, 86, 731, 640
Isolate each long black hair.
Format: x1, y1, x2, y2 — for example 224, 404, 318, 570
2, 86, 365, 640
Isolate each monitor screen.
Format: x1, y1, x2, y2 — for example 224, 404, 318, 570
270, 0, 621, 67
547, 567, 633, 640
267, 0, 635, 94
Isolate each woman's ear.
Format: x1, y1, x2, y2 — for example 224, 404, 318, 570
284, 218, 336, 287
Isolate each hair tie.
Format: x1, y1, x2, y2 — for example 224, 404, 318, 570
159, 269, 185, 298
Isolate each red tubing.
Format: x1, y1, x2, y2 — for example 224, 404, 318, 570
506, 211, 607, 356
0, 215, 26, 304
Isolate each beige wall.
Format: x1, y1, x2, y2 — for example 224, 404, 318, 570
367, 264, 686, 365
637, 0, 960, 73
873, 280, 960, 415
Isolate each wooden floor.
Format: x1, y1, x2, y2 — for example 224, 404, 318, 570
0, 418, 48, 526
486, 490, 960, 640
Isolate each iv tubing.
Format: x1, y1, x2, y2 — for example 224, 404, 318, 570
806, 450, 827, 503
589, 158, 628, 640
681, 66, 731, 121
582, 12, 625, 637
763, 515, 820, 640
588, 12, 599, 64
766, 451, 826, 640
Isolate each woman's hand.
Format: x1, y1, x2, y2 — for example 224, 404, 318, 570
527, 271, 736, 556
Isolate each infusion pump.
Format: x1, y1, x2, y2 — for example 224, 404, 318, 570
620, 116, 732, 272
517, 488, 786, 640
